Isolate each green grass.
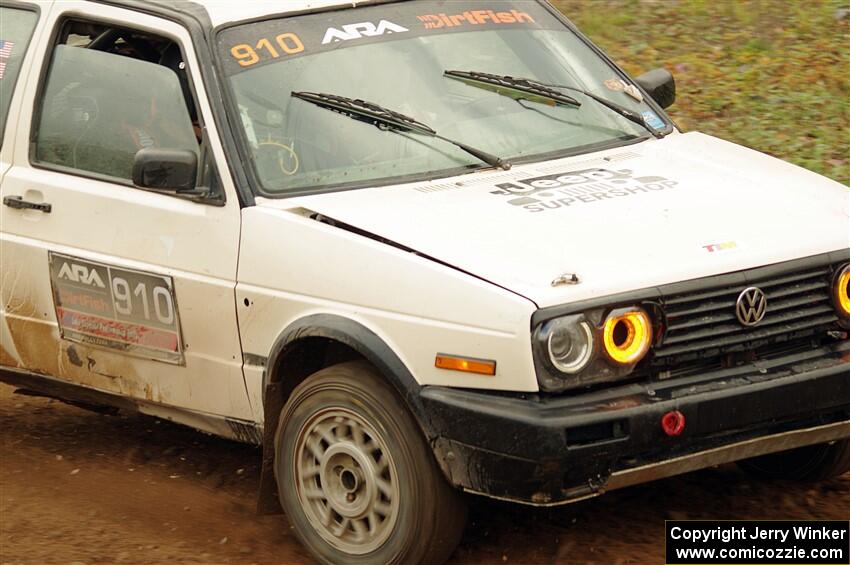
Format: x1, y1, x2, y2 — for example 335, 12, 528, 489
554, 0, 850, 185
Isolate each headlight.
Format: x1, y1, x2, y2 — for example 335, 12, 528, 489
602, 308, 652, 365
534, 306, 654, 392
546, 317, 594, 373
834, 263, 850, 318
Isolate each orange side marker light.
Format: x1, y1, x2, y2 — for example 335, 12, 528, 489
435, 354, 496, 376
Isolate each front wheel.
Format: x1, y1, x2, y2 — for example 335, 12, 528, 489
275, 361, 467, 564
737, 439, 850, 481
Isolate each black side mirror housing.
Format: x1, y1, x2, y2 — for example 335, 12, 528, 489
132, 148, 198, 192
635, 68, 676, 109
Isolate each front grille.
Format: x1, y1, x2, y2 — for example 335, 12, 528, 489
653, 265, 839, 362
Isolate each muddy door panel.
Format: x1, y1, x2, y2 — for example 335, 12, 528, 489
0, 2, 251, 420
0, 4, 44, 368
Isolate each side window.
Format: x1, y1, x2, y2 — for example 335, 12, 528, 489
33, 20, 199, 183
0, 6, 39, 148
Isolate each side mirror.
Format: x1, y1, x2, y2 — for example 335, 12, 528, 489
635, 68, 676, 109
132, 148, 198, 192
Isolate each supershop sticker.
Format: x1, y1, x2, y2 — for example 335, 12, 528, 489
490, 167, 678, 213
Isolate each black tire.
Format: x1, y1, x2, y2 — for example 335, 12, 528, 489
737, 439, 850, 481
274, 361, 468, 564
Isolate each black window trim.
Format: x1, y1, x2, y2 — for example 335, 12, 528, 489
88, 0, 256, 207
26, 10, 227, 206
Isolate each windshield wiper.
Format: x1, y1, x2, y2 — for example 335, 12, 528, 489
291, 91, 511, 170
444, 70, 664, 139
443, 70, 582, 108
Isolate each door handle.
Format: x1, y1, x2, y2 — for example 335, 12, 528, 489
3, 195, 52, 213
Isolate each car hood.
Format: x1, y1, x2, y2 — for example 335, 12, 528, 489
262, 132, 850, 308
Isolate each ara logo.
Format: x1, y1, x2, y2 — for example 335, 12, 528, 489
321, 20, 409, 44
58, 261, 106, 288
490, 168, 678, 213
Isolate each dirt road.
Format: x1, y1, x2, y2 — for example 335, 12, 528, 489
1, 383, 848, 565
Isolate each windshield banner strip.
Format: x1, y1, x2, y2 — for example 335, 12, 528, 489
218, 0, 561, 75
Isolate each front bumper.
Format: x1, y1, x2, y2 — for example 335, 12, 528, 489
420, 340, 850, 505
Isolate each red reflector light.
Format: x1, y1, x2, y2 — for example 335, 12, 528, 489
661, 410, 685, 437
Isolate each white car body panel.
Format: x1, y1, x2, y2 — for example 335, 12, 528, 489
236, 206, 538, 401
0, 1, 253, 422
271, 131, 849, 308
0, 1, 49, 366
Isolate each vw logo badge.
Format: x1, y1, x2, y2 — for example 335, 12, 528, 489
736, 287, 767, 326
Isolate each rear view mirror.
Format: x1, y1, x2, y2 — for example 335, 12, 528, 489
635, 68, 676, 109
132, 148, 198, 192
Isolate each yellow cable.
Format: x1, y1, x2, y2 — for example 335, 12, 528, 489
258, 140, 299, 175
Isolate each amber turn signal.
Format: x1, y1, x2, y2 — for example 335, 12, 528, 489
835, 264, 850, 318
602, 309, 652, 365
435, 354, 496, 376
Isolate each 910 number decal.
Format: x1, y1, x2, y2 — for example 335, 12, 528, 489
230, 32, 304, 68
48, 252, 184, 364
111, 277, 175, 326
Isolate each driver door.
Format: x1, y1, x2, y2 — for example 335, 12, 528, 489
0, 2, 253, 424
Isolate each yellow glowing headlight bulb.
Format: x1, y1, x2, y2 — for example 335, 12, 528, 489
603, 309, 652, 365
835, 264, 850, 318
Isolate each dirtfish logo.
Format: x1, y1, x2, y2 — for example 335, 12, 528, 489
58, 261, 106, 288
322, 20, 409, 44
490, 168, 678, 213
417, 9, 535, 29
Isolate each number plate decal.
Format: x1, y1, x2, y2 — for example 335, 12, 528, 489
48, 252, 184, 364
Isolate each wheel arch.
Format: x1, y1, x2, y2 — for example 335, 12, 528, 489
256, 313, 437, 514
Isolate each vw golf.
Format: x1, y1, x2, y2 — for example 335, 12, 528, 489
0, 1, 848, 563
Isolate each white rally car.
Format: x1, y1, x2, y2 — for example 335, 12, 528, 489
1, 0, 848, 563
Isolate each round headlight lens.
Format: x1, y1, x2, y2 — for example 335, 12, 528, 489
603, 309, 652, 365
547, 320, 594, 373
835, 264, 850, 318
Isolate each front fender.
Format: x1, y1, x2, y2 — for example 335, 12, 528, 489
263, 313, 428, 427
257, 313, 444, 513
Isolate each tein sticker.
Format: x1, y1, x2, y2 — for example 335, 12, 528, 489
48, 252, 184, 364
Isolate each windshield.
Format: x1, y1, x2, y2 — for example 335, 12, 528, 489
216, 0, 669, 195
